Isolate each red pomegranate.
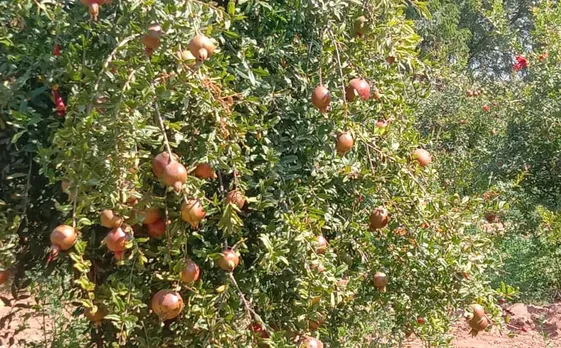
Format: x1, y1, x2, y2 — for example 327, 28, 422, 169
152, 152, 178, 179
217, 248, 240, 272
194, 163, 216, 180
151, 290, 184, 321
105, 227, 127, 260
301, 337, 324, 348
146, 218, 166, 239
336, 132, 353, 155
369, 207, 389, 230
373, 272, 388, 292
311, 85, 331, 113
376, 120, 388, 128
181, 199, 206, 228
413, 148, 432, 167
180, 259, 201, 284
100, 209, 122, 228
163, 161, 188, 192
316, 235, 328, 254
189, 34, 216, 61
50, 225, 78, 257
141, 207, 161, 225
345, 78, 370, 101
249, 322, 270, 338
225, 190, 246, 209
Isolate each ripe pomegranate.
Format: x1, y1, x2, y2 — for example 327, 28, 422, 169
369, 207, 389, 230
151, 290, 184, 321
142, 207, 161, 225
152, 152, 178, 179
483, 105, 490, 112
85, 305, 107, 325
53, 44, 61, 56
417, 317, 425, 324
308, 313, 325, 330
468, 315, 489, 336
336, 132, 353, 155
376, 119, 387, 128
301, 337, 324, 348
180, 259, 200, 283
181, 199, 206, 228
100, 209, 123, 228
146, 218, 166, 239
386, 56, 396, 64
345, 78, 370, 101
0, 270, 9, 285
194, 163, 216, 180
105, 227, 127, 260
316, 235, 328, 254
147, 23, 162, 38
217, 248, 240, 272
50, 225, 77, 256
353, 16, 369, 37
141, 24, 162, 51
470, 304, 485, 319
311, 85, 331, 113
466, 90, 473, 97
373, 272, 388, 292
226, 190, 246, 209
189, 34, 215, 61
413, 148, 432, 167
163, 161, 188, 192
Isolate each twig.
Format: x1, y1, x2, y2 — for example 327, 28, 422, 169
88, 34, 140, 113
22, 158, 33, 227
228, 272, 259, 322
364, 142, 376, 174
149, 77, 173, 159
328, 27, 348, 119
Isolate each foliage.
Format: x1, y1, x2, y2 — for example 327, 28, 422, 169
0, 0, 505, 347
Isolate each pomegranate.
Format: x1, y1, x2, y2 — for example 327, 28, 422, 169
142, 207, 161, 225
413, 148, 432, 167
226, 190, 246, 209
194, 163, 216, 180
345, 78, 370, 101
181, 199, 206, 228
376, 119, 387, 128
163, 161, 188, 192
468, 315, 489, 336
386, 56, 396, 64
50, 225, 77, 256
470, 304, 485, 319
61, 180, 71, 193
0, 270, 9, 285
369, 207, 389, 230
417, 317, 425, 324
483, 105, 490, 112
152, 152, 178, 179
188, 34, 215, 61
146, 218, 166, 239
178, 49, 196, 64
353, 16, 369, 37
301, 337, 324, 348
316, 235, 328, 254
180, 259, 200, 284
105, 227, 127, 260
466, 90, 473, 97
85, 305, 107, 325
151, 290, 184, 321
217, 248, 240, 272
308, 313, 325, 330
53, 44, 61, 56
373, 272, 388, 292
335, 132, 353, 155
147, 23, 162, 38
311, 85, 331, 113
100, 209, 123, 228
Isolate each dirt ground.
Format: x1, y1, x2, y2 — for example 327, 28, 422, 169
2, 288, 561, 347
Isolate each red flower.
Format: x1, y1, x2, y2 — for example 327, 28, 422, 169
52, 88, 66, 117
483, 105, 490, 112
539, 52, 548, 61
513, 55, 528, 71
53, 44, 61, 56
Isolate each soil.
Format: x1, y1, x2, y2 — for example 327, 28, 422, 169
2, 287, 561, 347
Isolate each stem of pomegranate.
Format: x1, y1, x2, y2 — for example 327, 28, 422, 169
149, 77, 173, 160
